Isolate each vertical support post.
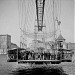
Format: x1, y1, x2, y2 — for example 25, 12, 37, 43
53, 0, 56, 41
17, 48, 18, 62
34, 25, 37, 52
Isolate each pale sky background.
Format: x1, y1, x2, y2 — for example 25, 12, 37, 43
0, 0, 74, 47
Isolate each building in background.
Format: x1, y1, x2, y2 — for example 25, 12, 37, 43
0, 34, 19, 54
67, 42, 75, 50
0, 35, 11, 54
11, 42, 18, 49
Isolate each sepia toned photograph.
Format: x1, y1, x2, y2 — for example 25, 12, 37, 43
0, 0, 74, 75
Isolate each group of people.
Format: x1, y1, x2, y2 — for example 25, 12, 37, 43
18, 50, 61, 60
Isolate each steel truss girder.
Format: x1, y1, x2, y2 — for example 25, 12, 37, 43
36, 0, 45, 31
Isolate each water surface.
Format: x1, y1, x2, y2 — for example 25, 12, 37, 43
11, 65, 68, 75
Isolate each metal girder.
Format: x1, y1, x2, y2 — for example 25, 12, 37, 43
36, 0, 45, 31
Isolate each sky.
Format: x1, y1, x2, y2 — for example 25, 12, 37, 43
0, 0, 74, 47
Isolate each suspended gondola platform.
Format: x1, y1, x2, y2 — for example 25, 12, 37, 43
7, 48, 72, 64
7, 0, 73, 65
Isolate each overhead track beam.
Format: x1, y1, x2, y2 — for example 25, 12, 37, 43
36, 0, 45, 31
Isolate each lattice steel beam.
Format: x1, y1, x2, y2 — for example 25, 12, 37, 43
35, 0, 45, 31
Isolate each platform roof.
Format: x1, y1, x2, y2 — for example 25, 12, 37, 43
57, 34, 65, 40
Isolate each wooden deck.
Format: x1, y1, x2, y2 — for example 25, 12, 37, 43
18, 60, 61, 64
